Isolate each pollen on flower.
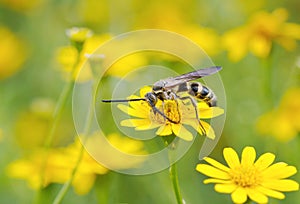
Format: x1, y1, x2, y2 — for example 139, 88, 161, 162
149, 100, 181, 124
229, 165, 261, 188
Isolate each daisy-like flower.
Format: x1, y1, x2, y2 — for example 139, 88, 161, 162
256, 87, 300, 142
118, 86, 224, 141
196, 146, 299, 204
222, 8, 300, 61
56, 32, 111, 81
65, 27, 94, 44
6, 132, 145, 195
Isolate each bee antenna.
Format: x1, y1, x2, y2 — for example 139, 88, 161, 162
101, 98, 146, 103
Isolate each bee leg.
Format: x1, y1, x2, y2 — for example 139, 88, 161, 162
179, 96, 206, 135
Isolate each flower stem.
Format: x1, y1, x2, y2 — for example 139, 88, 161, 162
53, 70, 96, 204
169, 162, 184, 204
162, 136, 184, 204
35, 70, 77, 204
53, 144, 85, 204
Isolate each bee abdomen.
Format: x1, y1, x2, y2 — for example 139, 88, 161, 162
188, 82, 217, 107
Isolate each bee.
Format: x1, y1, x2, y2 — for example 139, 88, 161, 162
102, 66, 221, 134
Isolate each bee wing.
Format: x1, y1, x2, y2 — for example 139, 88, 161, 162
163, 66, 222, 88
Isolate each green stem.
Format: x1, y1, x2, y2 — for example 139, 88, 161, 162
169, 162, 184, 204
162, 136, 184, 204
35, 40, 81, 204
53, 144, 85, 204
45, 79, 75, 149
53, 73, 96, 204
35, 70, 77, 204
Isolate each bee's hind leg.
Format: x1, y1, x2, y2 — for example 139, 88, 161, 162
179, 96, 206, 135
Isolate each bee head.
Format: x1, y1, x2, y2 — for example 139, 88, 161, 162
145, 92, 157, 106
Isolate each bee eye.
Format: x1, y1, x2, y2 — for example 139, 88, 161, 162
145, 92, 157, 104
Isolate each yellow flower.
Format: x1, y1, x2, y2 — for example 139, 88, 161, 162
118, 86, 224, 141
56, 33, 111, 81
76, 0, 109, 27
0, 26, 27, 79
7, 133, 145, 195
66, 27, 94, 44
133, 2, 220, 56
14, 98, 73, 149
105, 52, 148, 78
0, 0, 43, 12
223, 8, 300, 61
256, 87, 300, 142
197, 146, 299, 204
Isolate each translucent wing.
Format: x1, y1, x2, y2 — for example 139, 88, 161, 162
159, 66, 222, 88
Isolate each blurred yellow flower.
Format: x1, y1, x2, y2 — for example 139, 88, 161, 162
0, 26, 27, 79
134, 2, 220, 56
14, 98, 73, 149
181, 25, 220, 57
66, 27, 93, 44
56, 33, 111, 81
118, 86, 224, 141
0, 0, 43, 12
256, 87, 300, 142
76, 0, 109, 27
223, 8, 300, 61
106, 53, 148, 78
7, 133, 145, 195
197, 146, 299, 204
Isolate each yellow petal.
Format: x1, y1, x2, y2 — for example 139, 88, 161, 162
139, 86, 152, 97
249, 35, 272, 58
135, 122, 161, 130
222, 27, 249, 62
120, 119, 151, 128
223, 147, 240, 169
128, 100, 151, 113
215, 183, 237, 193
282, 23, 300, 40
203, 157, 230, 172
203, 178, 232, 184
231, 187, 247, 204
156, 124, 172, 136
261, 162, 289, 178
72, 174, 96, 195
256, 186, 285, 200
241, 146, 256, 167
202, 121, 216, 139
264, 165, 297, 179
172, 124, 193, 141
117, 104, 148, 118
247, 187, 268, 204
262, 179, 299, 192
254, 152, 275, 170
196, 164, 231, 180
199, 107, 224, 119
185, 119, 215, 139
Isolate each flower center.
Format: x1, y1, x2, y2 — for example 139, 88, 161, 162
229, 165, 261, 188
150, 100, 181, 124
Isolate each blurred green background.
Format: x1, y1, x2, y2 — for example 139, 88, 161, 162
0, 0, 300, 203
